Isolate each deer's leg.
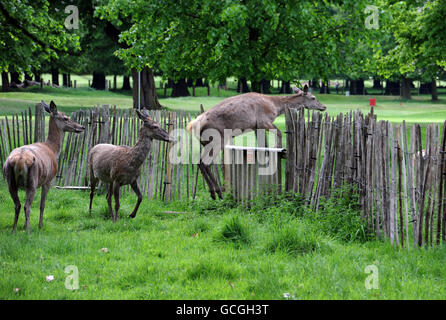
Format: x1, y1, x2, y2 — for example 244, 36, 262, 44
89, 176, 98, 213
198, 162, 216, 200
38, 182, 51, 229
270, 124, 283, 148
129, 180, 142, 219
106, 183, 113, 220
7, 182, 21, 233
24, 187, 36, 234
5, 166, 21, 233
199, 140, 223, 200
258, 123, 283, 148
112, 182, 120, 222
204, 163, 223, 199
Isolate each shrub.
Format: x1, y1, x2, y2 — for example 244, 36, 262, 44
266, 220, 326, 256
307, 186, 374, 243
213, 214, 251, 245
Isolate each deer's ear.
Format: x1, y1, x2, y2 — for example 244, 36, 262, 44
41, 101, 51, 113
303, 85, 309, 95
141, 108, 150, 118
292, 86, 303, 96
49, 101, 57, 114
135, 110, 145, 121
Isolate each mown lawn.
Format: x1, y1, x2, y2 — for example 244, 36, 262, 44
1, 86, 446, 147
1, 85, 446, 120
0, 181, 446, 300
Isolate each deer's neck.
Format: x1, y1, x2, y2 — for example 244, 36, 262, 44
45, 117, 64, 157
130, 128, 153, 168
274, 95, 303, 115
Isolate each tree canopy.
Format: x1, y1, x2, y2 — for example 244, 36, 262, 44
2, 0, 446, 101
0, 0, 80, 76
97, 0, 371, 89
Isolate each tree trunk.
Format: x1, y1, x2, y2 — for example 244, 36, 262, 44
33, 70, 41, 83
237, 77, 250, 93
10, 72, 20, 84
122, 75, 131, 90
279, 81, 292, 94
420, 82, 432, 94
373, 79, 383, 89
1, 72, 9, 91
24, 73, 32, 81
113, 75, 117, 90
311, 79, 320, 89
62, 74, 69, 87
260, 79, 271, 94
132, 67, 162, 109
91, 71, 106, 90
385, 80, 400, 96
401, 78, 412, 100
349, 79, 365, 95
68, 74, 71, 87
432, 79, 438, 101
320, 81, 330, 94
170, 78, 190, 97
51, 68, 59, 86
250, 80, 261, 93
195, 78, 205, 87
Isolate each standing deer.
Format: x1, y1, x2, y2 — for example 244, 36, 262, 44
88, 108, 173, 222
2, 101, 85, 233
186, 85, 326, 199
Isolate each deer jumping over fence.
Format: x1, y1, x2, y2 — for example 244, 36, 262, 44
2, 101, 85, 234
186, 85, 326, 199
88, 108, 173, 222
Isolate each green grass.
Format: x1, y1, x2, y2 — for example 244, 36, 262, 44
0, 182, 446, 299
1, 82, 446, 299
1, 82, 446, 120
1, 84, 445, 148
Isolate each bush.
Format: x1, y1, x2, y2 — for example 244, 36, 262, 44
266, 220, 327, 256
213, 214, 251, 246
307, 186, 374, 243
249, 185, 373, 243
192, 192, 238, 215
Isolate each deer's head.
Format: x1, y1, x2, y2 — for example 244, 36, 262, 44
291, 85, 326, 111
136, 109, 174, 142
42, 101, 85, 133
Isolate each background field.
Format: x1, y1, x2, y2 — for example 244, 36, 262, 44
0, 85, 446, 299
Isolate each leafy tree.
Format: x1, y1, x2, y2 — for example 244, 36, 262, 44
374, 0, 446, 100
0, 0, 80, 90
97, 0, 370, 94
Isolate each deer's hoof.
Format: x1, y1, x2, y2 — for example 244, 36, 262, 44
128, 214, 136, 219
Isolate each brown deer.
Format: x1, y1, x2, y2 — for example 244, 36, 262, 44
186, 85, 326, 199
88, 108, 173, 222
2, 101, 85, 234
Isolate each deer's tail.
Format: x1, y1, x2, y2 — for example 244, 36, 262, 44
5, 150, 35, 186
186, 114, 206, 140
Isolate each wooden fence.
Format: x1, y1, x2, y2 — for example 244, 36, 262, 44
2, 104, 446, 248
285, 107, 446, 248
0, 104, 223, 202
224, 145, 283, 206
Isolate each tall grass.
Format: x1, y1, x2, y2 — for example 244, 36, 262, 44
0, 181, 446, 299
